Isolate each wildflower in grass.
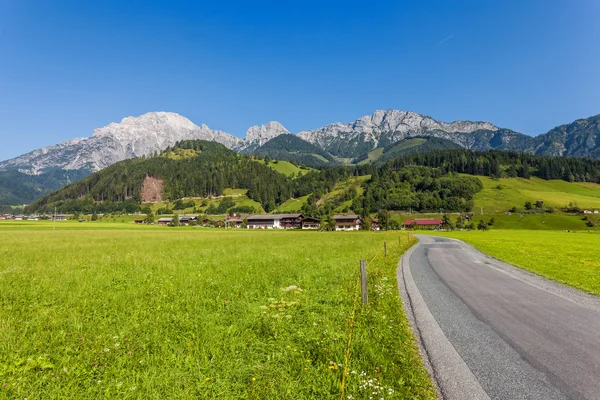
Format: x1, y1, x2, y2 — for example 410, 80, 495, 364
205, 378, 210, 382
252, 378, 256, 381
114, 343, 120, 348
103, 348, 110, 353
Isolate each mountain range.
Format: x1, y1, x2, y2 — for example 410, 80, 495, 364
1, 109, 599, 205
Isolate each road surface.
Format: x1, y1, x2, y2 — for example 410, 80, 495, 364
399, 235, 600, 400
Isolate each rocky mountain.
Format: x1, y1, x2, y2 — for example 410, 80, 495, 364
241, 121, 291, 152
0, 112, 242, 175
533, 114, 600, 157
2, 109, 600, 205
297, 110, 531, 158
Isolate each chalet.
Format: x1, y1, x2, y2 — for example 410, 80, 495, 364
402, 218, 443, 230
178, 215, 199, 226
302, 216, 321, 230
53, 215, 68, 221
247, 213, 303, 229
14, 215, 24, 221
134, 219, 145, 224
225, 216, 243, 228
333, 214, 360, 231
157, 217, 172, 226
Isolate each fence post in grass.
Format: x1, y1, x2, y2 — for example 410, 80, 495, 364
360, 259, 368, 305
384, 241, 387, 257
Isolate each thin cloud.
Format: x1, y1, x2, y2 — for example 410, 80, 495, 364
435, 34, 454, 47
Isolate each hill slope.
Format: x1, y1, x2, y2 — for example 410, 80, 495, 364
251, 134, 337, 167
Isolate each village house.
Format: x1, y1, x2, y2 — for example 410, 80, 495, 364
333, 214, 360, 231
301, 216, 321, 230
225, 216, 243, 228
247, 213, 303, 229
157, 217, 172, 226
402, 218, 443, 230
178, 214, 199, 226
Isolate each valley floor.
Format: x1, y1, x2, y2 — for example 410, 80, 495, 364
0, 225, 435, 399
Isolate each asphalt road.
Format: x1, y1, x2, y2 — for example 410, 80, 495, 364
401, 235, 600, 400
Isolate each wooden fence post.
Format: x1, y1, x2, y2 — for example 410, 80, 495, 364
384, 241, 387, 257
360, 260, 368, 305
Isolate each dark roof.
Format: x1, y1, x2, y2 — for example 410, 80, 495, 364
333, 214, 359, 220
303, 216, 321, 222
403, 219, 443, 225
247, 213, 302, 220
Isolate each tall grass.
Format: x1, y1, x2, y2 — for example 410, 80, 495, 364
0, 228, 434, 399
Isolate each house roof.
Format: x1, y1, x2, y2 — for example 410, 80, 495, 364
247, 213, 302, 220
303, 216, 321, 222
403, 218, 443, 225
157, 218, 172, 222
333, 214, 359, 220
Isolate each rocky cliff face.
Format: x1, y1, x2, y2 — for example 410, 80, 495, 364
297, 110, 512, 158
0, 112, 242, 174
240, 121, 290, 152
2, 110, 600, 178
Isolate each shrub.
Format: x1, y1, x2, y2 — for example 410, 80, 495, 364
477, 220, 489, 231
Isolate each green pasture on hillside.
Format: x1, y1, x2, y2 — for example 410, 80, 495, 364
472, 176, 600, 214
0, 225, 434, 399
436, 230, 600, 296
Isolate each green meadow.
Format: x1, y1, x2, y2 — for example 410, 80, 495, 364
472, 176, 600, 214
436, 230, 600, 296
0, 224, 434, 399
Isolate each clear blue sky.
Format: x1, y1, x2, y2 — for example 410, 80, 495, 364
1, 0, 599, 160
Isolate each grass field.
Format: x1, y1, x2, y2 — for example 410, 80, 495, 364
276, 195, 311, 213
148, 189, 264, 215
472, 176, 600, 214
436, 230, 600, 296
0, 225, 435, 399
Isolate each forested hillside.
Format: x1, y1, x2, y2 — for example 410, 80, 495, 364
0, 168, 89, 205
250, 134, 337, 167
26, 140, 600, 216
378, 149, 600, 182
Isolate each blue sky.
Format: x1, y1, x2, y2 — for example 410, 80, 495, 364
1, 0, 599, 160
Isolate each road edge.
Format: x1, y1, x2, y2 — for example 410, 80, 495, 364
397, 237, 490, 400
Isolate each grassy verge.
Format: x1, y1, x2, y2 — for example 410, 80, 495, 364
435, 230, 600, 296
0, 228, 434, 399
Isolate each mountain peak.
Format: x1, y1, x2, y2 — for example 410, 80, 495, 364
245, 121, 290, 145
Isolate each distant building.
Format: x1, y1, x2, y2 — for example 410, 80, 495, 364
225, 216, 243, 228
247, 213, 303, 229
301, 216, 321, 230
402, 218, 443, 230
157, 217, 172, 226
178, 215, 199, 226
583, 210, 592, 214
332, 214, 360, 231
